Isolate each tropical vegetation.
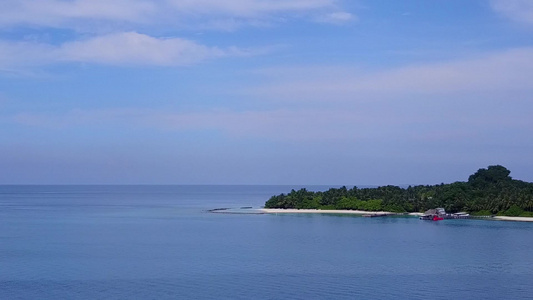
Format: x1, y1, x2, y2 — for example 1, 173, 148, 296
264, 165, 533, 217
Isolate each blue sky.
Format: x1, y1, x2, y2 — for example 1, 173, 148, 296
1, 0, 532, 185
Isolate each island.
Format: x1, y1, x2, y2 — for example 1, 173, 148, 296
264, 165, 533, 218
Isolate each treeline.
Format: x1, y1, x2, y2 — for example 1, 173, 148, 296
264, 165, 533, 217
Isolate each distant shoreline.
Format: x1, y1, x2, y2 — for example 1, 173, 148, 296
209, 207, 533, 222
260, 208, 422, 216
259, 209, 533, 222
492, 216, 533, 222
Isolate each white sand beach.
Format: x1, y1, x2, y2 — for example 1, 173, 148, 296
260, 208, 396, 215
260, 209, 533, 222
492, 216, 533, 222
408, 212, 424, 216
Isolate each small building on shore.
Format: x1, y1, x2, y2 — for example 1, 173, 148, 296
420, 208, 470, 220
420, 208, 446, 220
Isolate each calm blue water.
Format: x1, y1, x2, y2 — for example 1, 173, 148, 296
1, 185, 532, 299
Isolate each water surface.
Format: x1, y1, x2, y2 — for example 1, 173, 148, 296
1, 185, 532, 299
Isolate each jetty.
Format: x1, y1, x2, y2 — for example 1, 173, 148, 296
362, 213, 403, 218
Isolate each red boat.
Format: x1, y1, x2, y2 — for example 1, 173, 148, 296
432, 215, 443, 221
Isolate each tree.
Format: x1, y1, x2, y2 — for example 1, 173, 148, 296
468, 165, 511, 187
265, 166, 533, 214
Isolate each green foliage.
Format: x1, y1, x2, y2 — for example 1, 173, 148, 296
471, 210, 493, 216
384, 203, 406, 213
335, 197, 360, 210
504, 205, 524, 217
264, 166, 533, 215
319, 205, 336, 210
519, 211, 533, 217
362, 199, 383, 211
468, 165, 511, 188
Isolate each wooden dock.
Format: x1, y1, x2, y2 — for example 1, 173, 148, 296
362, 213, 396, 218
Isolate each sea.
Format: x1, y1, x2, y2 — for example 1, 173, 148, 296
1, 185, 532, 299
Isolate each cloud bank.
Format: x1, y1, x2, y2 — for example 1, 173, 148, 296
0, 0, 353, 70
491, 0, 533, 25
0, 32, 246, 68
0, 0, 156, 27
247, 47, 533, 100
167, 0, 336, 16
6, 47, 533, 143
60, 32, 227, 66
0, 0, 353, 29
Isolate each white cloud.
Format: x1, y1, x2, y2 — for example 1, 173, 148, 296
166, 0, 353, 29
0, 1, 354, 70
317, 12, 356, 24
0, 40, 57, 68
167, 0, 336, 17
0, 1, 353, 70
59, 32, 226, 66
0, 32, 249, 68
246, 48, 533, 100
0, 0, 156, 27
491, 0, 533, 25
0, 0, 352, 30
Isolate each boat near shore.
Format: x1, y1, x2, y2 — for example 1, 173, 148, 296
419, 208, 471, 221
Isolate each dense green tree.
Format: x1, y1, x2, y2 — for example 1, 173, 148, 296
468, 165, 511, 187
264, 166, 533, 216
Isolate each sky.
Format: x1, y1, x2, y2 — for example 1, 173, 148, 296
1, 0, 532, 185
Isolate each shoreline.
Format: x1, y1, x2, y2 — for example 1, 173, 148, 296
492, 216, 533, 222
260, 208, 415, 216
259, 209, 533, 222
